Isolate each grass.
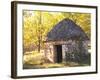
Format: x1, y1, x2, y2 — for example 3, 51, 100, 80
23, 61, 89, 69
23, 51, 91, 69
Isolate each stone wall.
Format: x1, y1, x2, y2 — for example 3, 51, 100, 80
62, 40, 89, 62
44, 43, 54, 63
44, 40, 89, 63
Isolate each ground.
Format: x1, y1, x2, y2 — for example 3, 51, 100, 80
23, 51, 90, 69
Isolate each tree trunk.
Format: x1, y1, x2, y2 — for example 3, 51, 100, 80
38, 36, 41, 52
37, 11, 42, 52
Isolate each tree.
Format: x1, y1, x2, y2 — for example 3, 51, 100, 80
23, 11, 91, 53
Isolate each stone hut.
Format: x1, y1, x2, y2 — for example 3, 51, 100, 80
44, 18, 90, 63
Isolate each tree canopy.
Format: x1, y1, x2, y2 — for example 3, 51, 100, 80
23, 10, 91, 52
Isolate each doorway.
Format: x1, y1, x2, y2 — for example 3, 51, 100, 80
55, 45, 62, 63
